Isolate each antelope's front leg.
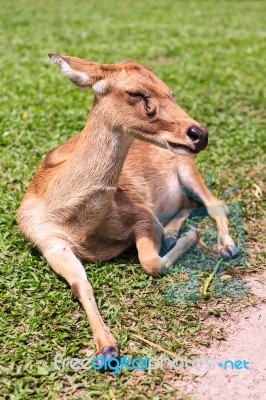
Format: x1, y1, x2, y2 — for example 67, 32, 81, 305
177, 158, 239, 258
43, 241, 119, 360
135, 217, 199, 277
205, 197, 239, 258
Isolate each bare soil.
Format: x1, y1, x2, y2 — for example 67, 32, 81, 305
177, 272, 266, 400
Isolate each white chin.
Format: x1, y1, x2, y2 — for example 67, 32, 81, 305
167, 146, 195, 156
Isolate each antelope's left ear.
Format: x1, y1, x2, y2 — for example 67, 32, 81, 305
48, 53, 107, 94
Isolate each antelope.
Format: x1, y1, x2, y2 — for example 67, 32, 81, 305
18, 54, 239, 361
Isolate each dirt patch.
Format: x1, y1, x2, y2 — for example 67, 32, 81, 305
177, 272, 266, 400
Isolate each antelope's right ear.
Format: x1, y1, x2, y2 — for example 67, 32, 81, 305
48, 53, 107, 93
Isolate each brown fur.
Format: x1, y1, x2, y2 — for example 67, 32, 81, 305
18, 55, 237, 357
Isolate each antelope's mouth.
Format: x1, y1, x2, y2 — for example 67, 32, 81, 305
166, 140, 197, 155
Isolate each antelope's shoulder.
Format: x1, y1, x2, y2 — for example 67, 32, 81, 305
43, 132, 82, 169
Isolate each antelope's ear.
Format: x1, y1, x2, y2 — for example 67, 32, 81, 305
48, 53, 107, 93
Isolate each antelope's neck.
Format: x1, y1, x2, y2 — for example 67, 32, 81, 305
74, 120, 133, 188
48, 112, 133, 209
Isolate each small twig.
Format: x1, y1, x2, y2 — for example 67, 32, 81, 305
203, 258, 223, 296
131, 333, 181, 359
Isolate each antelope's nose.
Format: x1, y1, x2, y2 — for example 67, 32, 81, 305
187, 126, 208, 152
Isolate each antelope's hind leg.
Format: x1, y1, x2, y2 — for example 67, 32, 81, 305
42, 240, 119, 360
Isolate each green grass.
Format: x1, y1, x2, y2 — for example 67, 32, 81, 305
0, 0, 265, 398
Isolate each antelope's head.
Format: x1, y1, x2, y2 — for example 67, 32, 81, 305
49, 54, 208, 155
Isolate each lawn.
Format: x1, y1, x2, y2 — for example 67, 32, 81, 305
0, 0, 265, 399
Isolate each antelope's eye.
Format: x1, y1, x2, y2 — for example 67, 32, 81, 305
126, 91, 145, 98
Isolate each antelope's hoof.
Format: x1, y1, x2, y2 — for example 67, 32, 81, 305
101, 346, 119, 360
160, 232, 178, 256
220, 245, 239, 259
95, 346, 120, 372
163, 237, 177, 253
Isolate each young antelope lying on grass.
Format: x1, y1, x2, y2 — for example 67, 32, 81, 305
18, 54, 238, 360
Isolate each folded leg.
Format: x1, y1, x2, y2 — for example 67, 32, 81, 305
135, 214, 199, 277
